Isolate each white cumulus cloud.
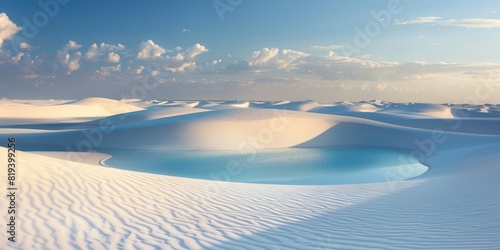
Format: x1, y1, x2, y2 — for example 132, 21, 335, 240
183, 43, 208, 60
63, 40, 82, 51
11, 52, 24, 64
225, 48, 309, 72
135, 41, 209, 73
163, 62, 197, 73
96, 64, 121, 76
19, 42, 32, 50
135, 65, 145, 74
0, 13, 21, 48
85, 42, 124, 62
137, 40, 166, 60
106, 52, 120, 63
249, 48, 280, 67
57, 40, 83, 75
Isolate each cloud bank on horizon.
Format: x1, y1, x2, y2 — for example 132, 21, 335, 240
0, 0, 499, 103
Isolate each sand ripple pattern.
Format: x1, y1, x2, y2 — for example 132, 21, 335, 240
0, 146, 499, 250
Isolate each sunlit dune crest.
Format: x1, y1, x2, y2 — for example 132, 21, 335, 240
0, 98, 499, 249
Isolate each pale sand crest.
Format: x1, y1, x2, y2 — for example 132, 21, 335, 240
0, 98, 499, 249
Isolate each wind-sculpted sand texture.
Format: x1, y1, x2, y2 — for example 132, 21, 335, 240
0, 98, 499, 249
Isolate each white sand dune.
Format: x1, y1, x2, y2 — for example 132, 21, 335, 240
379, 103, 455, 118
361, 99, 391, 108
341, 115, 500, 135
0, 98, 499, 249
0, 99, 72, 106
1, 141, 499, 249
193, 101, 251, 110
88, 106, 212, 126
275, 100, 320, 111
0, 97, 143, 119
3, 109, 338, 150
451, 106, 500, 118
5, 107, 498, 151
309, 102, 379, 114
255, 100, 320, 112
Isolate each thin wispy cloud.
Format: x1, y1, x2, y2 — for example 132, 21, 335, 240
441, 18, 500, 28
395, 16, 442, 25
223, 47, 500, 82
306, 45, 343, 51
397, 16, 500, 28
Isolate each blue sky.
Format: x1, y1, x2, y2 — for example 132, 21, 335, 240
0, 0, 499, 102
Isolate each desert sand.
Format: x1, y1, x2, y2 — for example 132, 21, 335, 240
0, 98, 499, 249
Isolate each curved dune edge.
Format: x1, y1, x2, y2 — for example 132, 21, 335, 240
98, 147, 431, 185
0, 98, 499, 249
1, 143, 499, 249
0, 97, 143, 119
2, 98, 500, 151
5, 110, 500, 151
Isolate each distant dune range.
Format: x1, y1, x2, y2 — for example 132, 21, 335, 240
0, 98, 499, 249
1, 98, 499, 151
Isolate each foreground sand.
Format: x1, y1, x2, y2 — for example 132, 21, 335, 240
0, 98, 499, 249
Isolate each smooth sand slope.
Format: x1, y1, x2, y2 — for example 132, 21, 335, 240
0, 98, 499, 249
0, 97, 143, 120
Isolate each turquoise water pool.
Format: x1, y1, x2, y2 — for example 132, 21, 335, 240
102, 147, 428, 185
